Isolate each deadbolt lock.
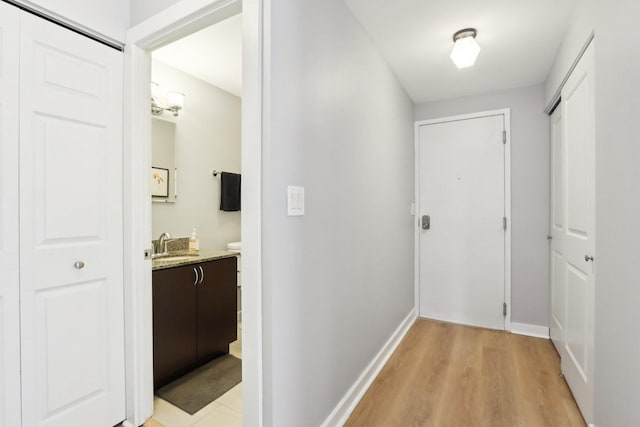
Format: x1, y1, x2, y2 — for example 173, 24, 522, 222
422, 215, 431, 230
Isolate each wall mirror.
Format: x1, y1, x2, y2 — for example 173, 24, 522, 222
152, 117, 177, 203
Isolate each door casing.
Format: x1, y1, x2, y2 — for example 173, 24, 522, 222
122, 0, 264, 426
414, 109, 512, 331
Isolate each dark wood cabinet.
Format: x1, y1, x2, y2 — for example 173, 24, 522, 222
196, 257, 237, 363
152, 256, 237, 389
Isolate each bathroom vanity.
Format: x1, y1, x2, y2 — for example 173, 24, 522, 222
152, 251, 237, 388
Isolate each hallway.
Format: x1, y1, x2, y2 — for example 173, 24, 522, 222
346, 319, 585, 427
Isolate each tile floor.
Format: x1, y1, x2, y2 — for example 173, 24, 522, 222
147, 321, 243, 427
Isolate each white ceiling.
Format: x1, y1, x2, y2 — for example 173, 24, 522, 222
344, 0, 577, 103
152, 13, 243, 97
151, 2, 578, 104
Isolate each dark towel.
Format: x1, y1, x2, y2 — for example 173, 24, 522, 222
220, 172, 241, 211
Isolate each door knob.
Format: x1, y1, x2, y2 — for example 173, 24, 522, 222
74, 261, 85, 269
585, 255, 594, 262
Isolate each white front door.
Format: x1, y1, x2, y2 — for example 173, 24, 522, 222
19, 12, 125, 427
418, 112, 508, 331
549, 106, 566, 356
560, 42, 596, 423
0, 4, 21, 427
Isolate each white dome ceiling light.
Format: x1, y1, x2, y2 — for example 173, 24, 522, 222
450, 28, 481, 69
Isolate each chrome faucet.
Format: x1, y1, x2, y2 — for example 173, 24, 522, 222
158, 232, 172, 255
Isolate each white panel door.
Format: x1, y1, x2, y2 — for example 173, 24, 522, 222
0, 4, 21, 427
560, 42, 595, 423
19, 12, 125, 427
549, 106, 566, 356
418, 114, 506, 330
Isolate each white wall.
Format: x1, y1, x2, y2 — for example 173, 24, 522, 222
415, 85, 550, 328
151, 60, 241, 251
591, 1, 640, 426
19, 0, 129, 42
130, 0, 182, 26
262, 0, 415, 425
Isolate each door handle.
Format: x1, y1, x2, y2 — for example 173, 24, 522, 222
585, 255, 594, 262
193, 267, 199, 286
199, 266, 205, 284
421, 215, 431, 230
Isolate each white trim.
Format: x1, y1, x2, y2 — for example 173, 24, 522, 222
413, 124, 420, 318
510, 322, 550, 339
320, 310, 416, 427
503, 110, 512, 332
7, 0, 124, 48
415, 109, 510, 127
122, 0, 264, 426
414, 109, 512, 331
544, 32, 595, 114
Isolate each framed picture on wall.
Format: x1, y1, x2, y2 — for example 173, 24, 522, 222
151, 167, 169, 197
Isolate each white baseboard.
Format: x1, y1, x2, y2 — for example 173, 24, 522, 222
320, 309, 416, 427
510, 322, 549, 339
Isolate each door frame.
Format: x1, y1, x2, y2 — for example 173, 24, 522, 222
122, 0, 264, 426
414, 109, 512, 331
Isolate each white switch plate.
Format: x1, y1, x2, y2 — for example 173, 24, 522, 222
287, 186, 305, 216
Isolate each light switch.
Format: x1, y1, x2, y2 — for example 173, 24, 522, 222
287, 186, 305, 216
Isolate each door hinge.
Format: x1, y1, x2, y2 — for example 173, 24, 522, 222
503, 130, 507, 144
503, 217, 507, 230
503, 302, 507, 316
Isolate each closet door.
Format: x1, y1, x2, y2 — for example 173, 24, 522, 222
19, 12, 125, 427
0, 4, 21, 427
549, 106, 566, 357
560, 42, 595, 423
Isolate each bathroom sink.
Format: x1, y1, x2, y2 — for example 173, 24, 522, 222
152, 253, 199, 261
162, 255, 199, 261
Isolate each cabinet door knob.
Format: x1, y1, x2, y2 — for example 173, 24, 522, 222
585, 255, 594, 262
193, 267, 199, 286
199, 266, 205, 284
74, 261, 85, 269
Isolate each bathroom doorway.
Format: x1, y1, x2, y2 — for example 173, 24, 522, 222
123, 0, 263, 426
148, 13, 244, 425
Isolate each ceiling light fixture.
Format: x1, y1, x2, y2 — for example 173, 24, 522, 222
151, 82, 185, 117
450, 28, 480, 69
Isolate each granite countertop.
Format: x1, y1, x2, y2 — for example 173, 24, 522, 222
152, 249, 238, 271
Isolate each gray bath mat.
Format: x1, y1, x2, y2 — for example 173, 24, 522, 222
156, 355, 242, 415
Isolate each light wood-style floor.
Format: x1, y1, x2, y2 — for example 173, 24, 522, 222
345, 318, 586, 427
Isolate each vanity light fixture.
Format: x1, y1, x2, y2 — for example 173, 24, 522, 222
151, 81, 185, 117
450, 28, 481, 69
